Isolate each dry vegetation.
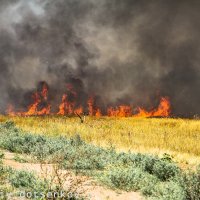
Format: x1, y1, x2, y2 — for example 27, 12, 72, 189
0, 115, 200, 166
0, 119, 200, 199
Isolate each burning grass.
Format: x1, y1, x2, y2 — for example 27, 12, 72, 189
0, 115, 200, 166
6, 82, 171, 118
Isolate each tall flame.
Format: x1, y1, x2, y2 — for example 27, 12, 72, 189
87, 96, 94, 116
57, 94, 76, 115
134, 97, 171, 117
24, 92, 40, 116
107, 105, 132, 117
6, 83, 171, 118
57, 94, 67, 115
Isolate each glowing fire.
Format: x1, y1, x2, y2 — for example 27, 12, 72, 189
135, 97, 171, 117
87, 97, 102, 117
87, 96, 94, 116
6, 83, 171, 118
57, 94, 67, 115
7, 83, 51, 116
107, 105, 132, 117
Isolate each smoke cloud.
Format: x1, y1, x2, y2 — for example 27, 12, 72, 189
0, 0, 200, 116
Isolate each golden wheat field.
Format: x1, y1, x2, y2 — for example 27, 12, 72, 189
0, 115, 200, 167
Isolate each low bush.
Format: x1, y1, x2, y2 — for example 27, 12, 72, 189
149, 181, 186, 200
116, 153, 180, 181
183, 165, 200, 200
9, 170, 37, 188
100, 165, 158, 192
13, 154, 28, 163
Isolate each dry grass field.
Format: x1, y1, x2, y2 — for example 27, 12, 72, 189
1, 115, 200, 167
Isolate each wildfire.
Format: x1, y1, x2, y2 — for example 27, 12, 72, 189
87, 96, 94, 116
6, 104, 16, 117
107, 105, 132, 117
87, 97, 102, 117
7, 83, 51, 116
57, 94, 80, 116
6, 83, 171, 118
135, 97, 171, 117
57, 94, 67, 115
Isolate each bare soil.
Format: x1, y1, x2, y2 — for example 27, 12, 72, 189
3, 151, 143, 200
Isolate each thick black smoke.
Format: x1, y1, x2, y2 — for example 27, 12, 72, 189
0, 0, 200, 116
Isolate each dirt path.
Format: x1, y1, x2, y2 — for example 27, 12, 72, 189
3, 151, 143, 200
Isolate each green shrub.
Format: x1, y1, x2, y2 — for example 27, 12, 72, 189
161, 153, 174, 163
100, 166, 158, 192
13, 154, 28, 163
117, 153, 180, 181
9, 170, 36, 188
149, 181, 186, 200
183, 165, 200, 200
152, 161, 180, 181
2, 121, 15, 129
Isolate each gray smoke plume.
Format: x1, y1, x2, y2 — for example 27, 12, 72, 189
0, 0, 200, 116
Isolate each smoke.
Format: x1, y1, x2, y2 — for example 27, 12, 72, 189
0, 0, 200, 116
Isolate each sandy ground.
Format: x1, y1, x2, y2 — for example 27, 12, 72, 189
3, 151, 143, 200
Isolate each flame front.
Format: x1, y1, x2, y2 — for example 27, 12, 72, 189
25, 92, 40, 116
6, 83, 171, 118
135, 97, 171, 117
57, 94, 67, 115
57, 94, 77, 116
107, 105, 132, 117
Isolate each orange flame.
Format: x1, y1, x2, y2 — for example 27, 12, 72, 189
87, 96, 103, 117
41, 83, 48, 101
37, 104, 51, 115
7, 83, 51, 116
6, 104, 16, 117
6, 83, 171, 118
107, 105, 132, 117
74, 107, 83, 115
24, 92, 40, 116
57, 94, 67, 115
95, 108, 102, 117
57, 94, 83, 116
87, 96, 94, 116
134, 97, 171, 117
152, 97, 171, 117
134, 107, 153, 117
